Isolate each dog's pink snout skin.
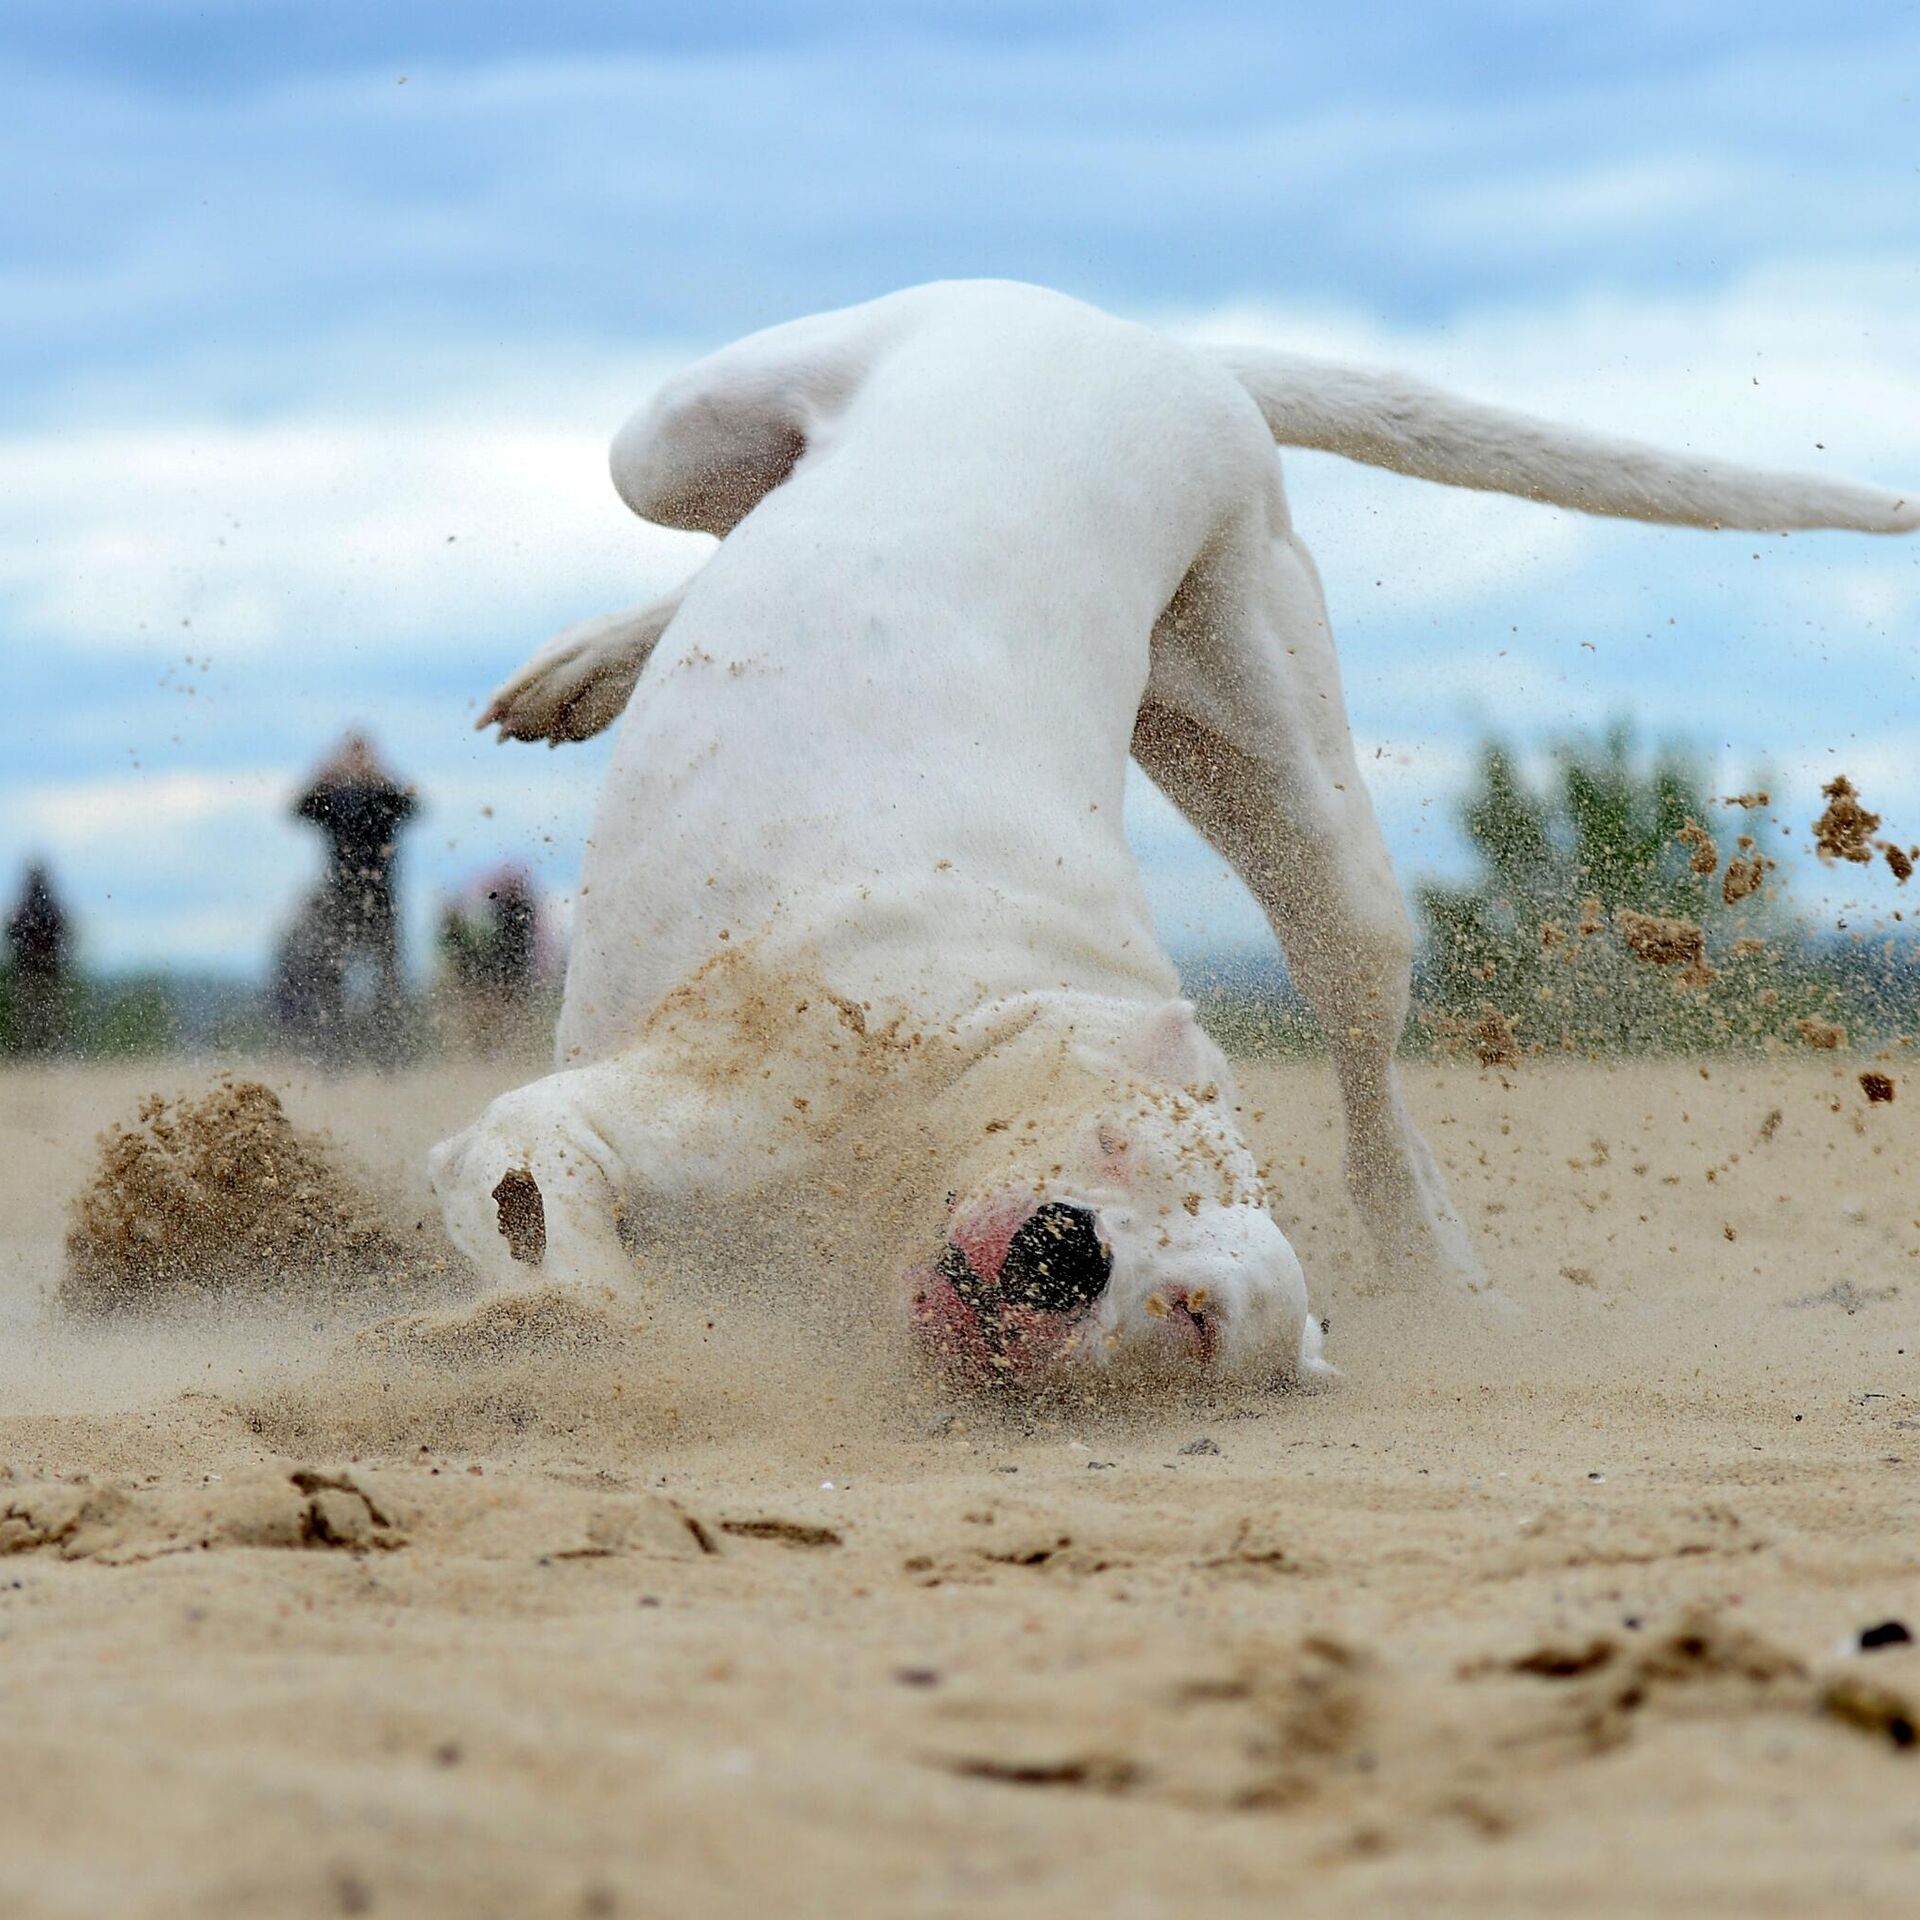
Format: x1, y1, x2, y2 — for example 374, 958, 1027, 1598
908, 1193, 1097, 1383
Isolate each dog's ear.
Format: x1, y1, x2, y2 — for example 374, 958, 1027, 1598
609, 295, 909, 537
1129, 998, 1212, 1088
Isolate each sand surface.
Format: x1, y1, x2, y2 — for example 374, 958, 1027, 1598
1, 1055, 1916, 1917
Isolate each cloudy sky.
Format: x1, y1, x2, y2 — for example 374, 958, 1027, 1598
5, 0, 1918, 975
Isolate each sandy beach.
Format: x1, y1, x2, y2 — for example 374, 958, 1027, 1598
1, 1053, 1916, 1917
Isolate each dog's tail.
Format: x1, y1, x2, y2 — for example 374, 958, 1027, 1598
1213, 347, 1917, 534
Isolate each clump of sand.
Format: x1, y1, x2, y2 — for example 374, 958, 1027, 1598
1470, 1006, 1519, 1067
1614, 909, 1715, 988
1721, 836, 1773, 906
61, 1077, 454, 1316
1676, 818, 1718, 877
1813, 775, 1880, 865
1796, 1016, 1848, 1051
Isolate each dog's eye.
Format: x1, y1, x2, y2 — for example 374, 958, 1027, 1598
999, 1202, 1111, 1314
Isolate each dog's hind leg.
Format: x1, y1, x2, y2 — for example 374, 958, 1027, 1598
1133, 507, 1486, 1292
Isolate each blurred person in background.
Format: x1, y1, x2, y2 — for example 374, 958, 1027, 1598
279, 731, 420, 1064
5, 861, 72, 1054
434, 865, 544, 1057
479, 867, 539, 1007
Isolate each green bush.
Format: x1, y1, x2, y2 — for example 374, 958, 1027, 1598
1414, 724, 1867, 1056
71, 976, 177, 1057
1186, 724, 1909, 1061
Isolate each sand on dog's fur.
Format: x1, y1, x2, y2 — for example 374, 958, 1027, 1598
1, 1057, 1918, 1919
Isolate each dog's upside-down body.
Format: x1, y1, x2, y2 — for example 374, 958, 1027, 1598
431, 279, 1914, 1386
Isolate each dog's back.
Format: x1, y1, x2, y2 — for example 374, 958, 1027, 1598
559, 284, 1273, 1062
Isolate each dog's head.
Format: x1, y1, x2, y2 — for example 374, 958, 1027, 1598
907, 1000, 1329, 1389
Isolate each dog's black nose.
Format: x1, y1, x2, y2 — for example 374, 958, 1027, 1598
999, 1202, 1111, 1314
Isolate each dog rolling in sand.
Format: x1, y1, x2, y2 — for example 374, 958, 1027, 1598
431, 279, 1914, 1385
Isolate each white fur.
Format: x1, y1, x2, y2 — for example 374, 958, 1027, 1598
1215, 347, 1917, 532
441, 277, 1912, 1380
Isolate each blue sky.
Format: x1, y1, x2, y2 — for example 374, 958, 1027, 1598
4, 1, 1919, 974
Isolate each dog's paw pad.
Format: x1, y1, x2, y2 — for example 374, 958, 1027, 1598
491, 1168, 547, 1265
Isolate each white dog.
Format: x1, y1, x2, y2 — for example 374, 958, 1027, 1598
432, 280, 1912, 1385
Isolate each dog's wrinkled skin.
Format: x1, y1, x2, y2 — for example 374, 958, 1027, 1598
437, 279, 1914, 1384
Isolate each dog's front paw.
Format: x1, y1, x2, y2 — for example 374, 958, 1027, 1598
478, 612, 650, 745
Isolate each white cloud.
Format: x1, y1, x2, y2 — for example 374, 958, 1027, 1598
1412, 154, 1742, 253
13, 768, 287, 844
0, 382, 709, 660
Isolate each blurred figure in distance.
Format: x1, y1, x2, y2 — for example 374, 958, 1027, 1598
5, 861, 73, 1054
279, 731, 420, 1064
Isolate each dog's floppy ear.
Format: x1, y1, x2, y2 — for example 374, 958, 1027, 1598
610, 295, 910, 537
